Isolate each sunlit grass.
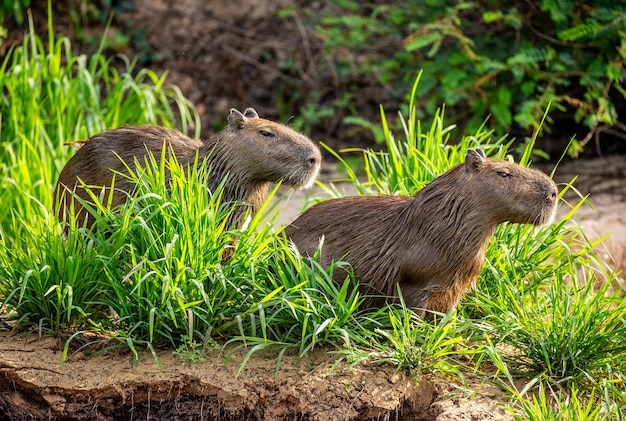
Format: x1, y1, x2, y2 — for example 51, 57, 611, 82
0, 19, 623, 417
0, 6, 199, 238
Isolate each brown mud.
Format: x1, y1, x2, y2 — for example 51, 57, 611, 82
0, 330, 511, 421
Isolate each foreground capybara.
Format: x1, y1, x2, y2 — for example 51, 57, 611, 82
285, 148, 558, 313
55, 108, 321, 229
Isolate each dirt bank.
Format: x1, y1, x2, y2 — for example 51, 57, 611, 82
0, 330, 512, 420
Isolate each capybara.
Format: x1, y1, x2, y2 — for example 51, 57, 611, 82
285, 148, 558, 313
55, 108, 321, 229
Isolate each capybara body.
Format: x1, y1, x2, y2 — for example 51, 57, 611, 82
55, 108, 321, 228
285, 148, 558, 313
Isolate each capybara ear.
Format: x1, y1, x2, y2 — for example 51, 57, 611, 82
243, 108, 259, 119
465, 148, 485, 173
228, 108, 247, 130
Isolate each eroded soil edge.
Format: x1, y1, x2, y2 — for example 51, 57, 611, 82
0, 331, 443, 421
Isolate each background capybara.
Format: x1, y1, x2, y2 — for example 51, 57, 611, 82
55, 108, 321, 229
285, 148, 558, 313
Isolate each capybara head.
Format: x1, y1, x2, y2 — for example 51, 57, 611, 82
285, 148, 558, 314
216, 108, 321, 190
456, 148, 557, 226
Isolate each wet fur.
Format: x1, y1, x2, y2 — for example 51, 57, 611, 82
285, 149, 558, 313
55, 108, 321, 229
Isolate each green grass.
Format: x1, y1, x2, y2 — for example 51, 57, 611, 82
318, 72, 512, 198
333, 295, 474, 383
0, 6, 199, 237
314, 72, 625, 418
1, 147, 386, 367
0, 19, 623, 419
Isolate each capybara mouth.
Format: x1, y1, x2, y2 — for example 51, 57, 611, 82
534, 182, 558, 225
290, 167, 321, 190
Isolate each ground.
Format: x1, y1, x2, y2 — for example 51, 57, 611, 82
0, 330, 511, 421
1, 1, 625, 419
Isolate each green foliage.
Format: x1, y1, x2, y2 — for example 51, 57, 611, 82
489, 345, 625, 420
68, 1, 160, 64
335, 299, 472, 382
304, 0, 626, 154
0, 148, 382, 367
0, 0, 30, 26
0, 213, 106, 334
0, 9, 199, 238
319, 73, 512, 198
468, 221, 626, 384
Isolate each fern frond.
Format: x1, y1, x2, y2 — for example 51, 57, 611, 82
404, 30, 443, 52
507, 47, 553, 68
558, 22, 602, 42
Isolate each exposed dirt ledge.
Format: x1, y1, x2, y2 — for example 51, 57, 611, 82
0, 331, 444, 420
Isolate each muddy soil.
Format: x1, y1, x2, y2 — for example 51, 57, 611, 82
0, 329, 512, 421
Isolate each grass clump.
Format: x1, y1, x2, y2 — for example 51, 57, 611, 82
476, 238, 625, 382
0, 7, 198, 238
1, 149, 380, 367
335, 298, 473, 382
320, 72, 511, 198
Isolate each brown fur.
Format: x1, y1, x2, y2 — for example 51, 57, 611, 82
55, 108, 321, 229
285, 148, 558, 313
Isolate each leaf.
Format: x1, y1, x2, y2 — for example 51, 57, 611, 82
558, 22, 601, 42
334, 0, 359, 11
404, 32, 443, 52
490, 87, 513, 127
483, 10, 503, 23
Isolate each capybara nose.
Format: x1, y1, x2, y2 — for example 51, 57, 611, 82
546, 185, 558, 201
537, 180, 558, 202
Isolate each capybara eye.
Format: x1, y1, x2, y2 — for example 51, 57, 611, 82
497, 171, 512, 178
259, 130, 276, 138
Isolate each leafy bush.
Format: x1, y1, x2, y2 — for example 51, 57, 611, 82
305, 0, 626, 155
0, 0, 30, 26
